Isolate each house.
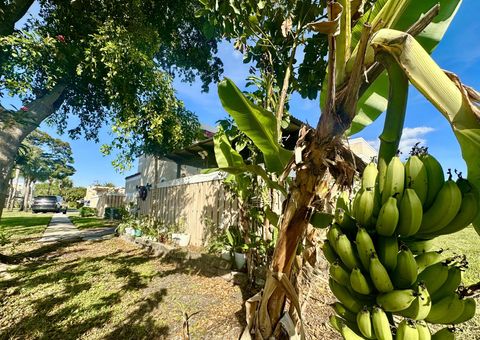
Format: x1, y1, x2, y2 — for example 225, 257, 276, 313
83, 185, 126, 217
124, 118, 378, 246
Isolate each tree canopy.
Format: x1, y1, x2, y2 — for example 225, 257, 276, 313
19, 129, 75, 183
0, 0, 224, 171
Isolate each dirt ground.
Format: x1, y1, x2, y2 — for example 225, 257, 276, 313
0, 234, 338, 339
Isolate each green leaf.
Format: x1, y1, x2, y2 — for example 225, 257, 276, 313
217, 78, 292, 174
348, 0, 462, 135
213, 131, 244, 168
309, 211, 334, 229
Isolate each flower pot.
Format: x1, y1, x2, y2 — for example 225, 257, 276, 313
234, 252, 246, 270
172, 233, 190, 247
221, 251, 231, 261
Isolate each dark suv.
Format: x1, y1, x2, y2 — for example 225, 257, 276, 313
32, 196, 67, 214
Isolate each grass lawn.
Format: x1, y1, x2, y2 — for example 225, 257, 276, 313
0, 211, 247, 339
0, 210, 53, 257
0, 210, 52, 239
432, 226, 480, 337
69, 216, 119, 230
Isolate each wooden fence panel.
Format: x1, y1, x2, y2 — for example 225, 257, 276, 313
137, 175, 240, 246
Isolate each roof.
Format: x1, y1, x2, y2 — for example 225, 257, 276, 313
125, 172, 141, 180
163, 116, 304, 169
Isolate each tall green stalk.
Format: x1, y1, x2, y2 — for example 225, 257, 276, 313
376, 53, 409, 191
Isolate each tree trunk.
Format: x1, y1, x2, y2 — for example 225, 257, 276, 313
0, 83, 66, 219
21, 177, 31, 211
6, 168, 20, 210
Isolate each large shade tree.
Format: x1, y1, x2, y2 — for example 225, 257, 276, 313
0, 0, 223, 218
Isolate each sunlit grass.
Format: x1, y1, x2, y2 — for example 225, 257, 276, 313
69, 216, 119, 230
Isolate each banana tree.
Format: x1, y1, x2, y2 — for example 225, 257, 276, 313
211, 0, 479, 338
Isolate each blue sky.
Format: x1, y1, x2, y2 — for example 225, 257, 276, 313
4, 1, 480, 187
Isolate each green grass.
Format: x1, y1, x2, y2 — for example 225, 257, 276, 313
432, 226, 480, 337
0, 210, 52, 239
69, 216, 119, 230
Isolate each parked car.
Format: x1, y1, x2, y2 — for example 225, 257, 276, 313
32, 196, 67, 214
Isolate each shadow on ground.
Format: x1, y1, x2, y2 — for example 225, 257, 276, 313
0, 237, 246, 339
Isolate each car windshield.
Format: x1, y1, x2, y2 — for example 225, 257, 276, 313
34, 196, 57, 202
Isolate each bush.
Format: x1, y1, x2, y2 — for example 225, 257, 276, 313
104, 207, 125, 220
79, 207, 97, 217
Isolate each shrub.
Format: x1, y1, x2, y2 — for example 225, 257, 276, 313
79, 207, 97, 217
104, 207, 126, 220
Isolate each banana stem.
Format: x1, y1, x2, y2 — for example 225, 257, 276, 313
377, 53, 409, 168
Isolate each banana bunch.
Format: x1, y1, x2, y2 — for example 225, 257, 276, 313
324, 152, 478, 340
347, 154, 479, 239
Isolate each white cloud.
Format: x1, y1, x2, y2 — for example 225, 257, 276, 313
399, 126, 435, 157
365, 126, 435, 158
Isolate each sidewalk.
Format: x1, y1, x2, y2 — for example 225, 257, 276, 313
39, 213, 81, 243
39, 213, 116, 243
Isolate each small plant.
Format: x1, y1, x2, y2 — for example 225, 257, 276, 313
0, 231, 11, 247
79, 207, 97, 217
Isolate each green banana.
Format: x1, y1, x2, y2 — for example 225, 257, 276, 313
397, 188, 423, 237
335, 208, 357, 235
393, 246, 418, 289
356, 228, 377, 270
376, 196, 399, 236
372, 306, 393, 340
330, 261, 351, 286
330, 314, 361, 335
396, 319, 419, 340
357, 307, 375, 339
377, 236, 398, 272
376, 289, 416, 312
327, 224, 342, 252
336, 234, 362, 270
337, 190, 351, 214
431, 327, 455, 340
398, 283, 431, 320
404, 239, 436, 255
322, 240, 338, 264
420, 154, 444, 209
329, 314, 343, 332
340, 322, 364, 340
419, 179, 462, 234
406, 155, 429, 204
362, 163, 378, 190
350, 268, 373, 295
353, 188, 376, 227
333, 302, 358, 324
430, 266, 461, 302
426, 293, 465, 324
452, 298, 476, 324
415, 251, 444, 274
417, 262, 449, 296
416, 321, 431, 340
370, 254, 394, 293
381, 156, 405, 205
329, 277, 363, 313
435, 192, 478, 236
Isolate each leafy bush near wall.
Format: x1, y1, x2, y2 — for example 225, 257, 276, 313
104, 207, 128, 220
79, 207, 97, 217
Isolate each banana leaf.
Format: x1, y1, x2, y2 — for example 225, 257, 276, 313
370, 28, 480, 229
218, 78, 293, 174
347, 0, 462, 135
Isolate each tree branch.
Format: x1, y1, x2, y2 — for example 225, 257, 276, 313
0, 0, 35, 37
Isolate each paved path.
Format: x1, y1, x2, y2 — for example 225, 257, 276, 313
39, 213, 116, 243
